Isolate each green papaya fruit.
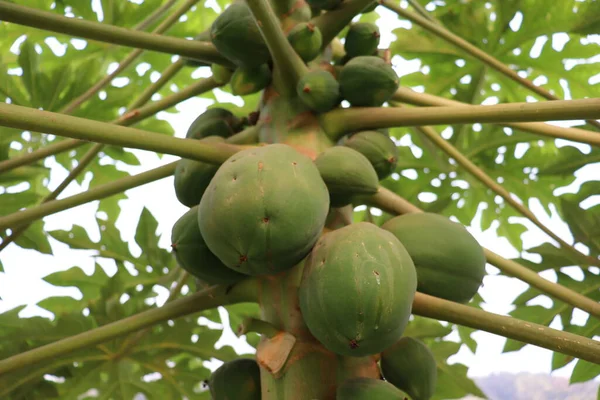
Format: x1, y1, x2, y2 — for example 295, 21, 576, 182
344, 23, 380, 58
287, 22, 323, 62
230, 64, 272, 96
337, 378, 411, 399
199, 144, 330, 276
174, 136, 224, 208
314, 146, 379, 207
339, 56, 399, 107
209, 358, 261, 400
299, 222, 417, 357
306, 0, 343, 11
183, 31, 211, 67
381, 213, 486, 303
296, 70, 341, 113
381, 337, 437, 400
186, 108, 244, 140
211, 63, 234, 85
171, 206, 248, 285
210, 2, 270, 67
344, 130, 398, 180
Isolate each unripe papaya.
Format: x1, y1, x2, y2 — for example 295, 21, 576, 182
381, 337, 437, 400
339, 56, 399, 107
296, 70, 341, 113
337, 377, 411, 399
210, 3, 270, 67
199, 144, 330, 276
381, 213, 486, 303
171, 206, 247, 284
174, 136, 223, 208
209, 358, 261, 400
211, 64, 234, 85
343, 130, 398, 180
230, 64, 272, 96
186, 108, 244, 140
314, 146, 379, 207
183, 31, 211, 67
344, 23, 380, 58
306, 0, 343, 11
299, 222, 417, 357
287, 22, 323, 62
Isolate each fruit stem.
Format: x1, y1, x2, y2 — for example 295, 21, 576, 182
320, 98, 600, 141
0, 1, 234, 68
363, 187, 600, 322
381, 0, 600, 131
389, 104, 600, 267
312, 0, 379, 51
0, 97, 241, 164
412, 292, 600, 364
245, 0, 309, 95
0, 278, 259, 376
391, 87, 600, 147
238, 317, 281, 338
0, 75, 221, 174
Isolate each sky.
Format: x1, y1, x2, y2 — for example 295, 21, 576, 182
1, 0, 599, 383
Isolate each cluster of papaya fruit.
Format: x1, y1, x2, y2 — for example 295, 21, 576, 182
168, 2, 487, 398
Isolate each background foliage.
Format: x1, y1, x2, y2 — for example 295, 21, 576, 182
0, 0, 599, 398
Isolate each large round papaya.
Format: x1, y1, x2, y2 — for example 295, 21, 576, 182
296, 70, 341, 113
343, 130, 398, 180
344, 23, 380, 58
287, 22, 323, 62
171, 206, 247, 285
381, 337, 437, 400
230, 64, 272, 96
314, 147, 379, 207
199, 144, 330, 276
174, 136, 223, 208
336, 378, 411, 400
381, 213, 486, 303
210, 2, 270, 68
209, 358, 261, 400
339, 56, 399, 107
186, 108, 244, 140
299, 222, 417, 357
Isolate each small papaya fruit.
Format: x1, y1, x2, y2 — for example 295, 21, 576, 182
314, 146, 379, 207
339, 56, 399, 107
287, 22, 323, 62
199, 144, 330, 276
230, 64, 272, 96
174, 136, 223, 208
296, 70, 341, 113
344, 130, 398, 180
381, 212, 486, 303
183, 31, 211, 67
381, 337, 437, 400
209, 358, 261, 400
171, 206, 248, 284
211, 63, 234, 85
186, 108, 244, 140
210, 2, 270, 67
337, 378, 411, 399
344, 23, 380, 58
299, 222, 417, 357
